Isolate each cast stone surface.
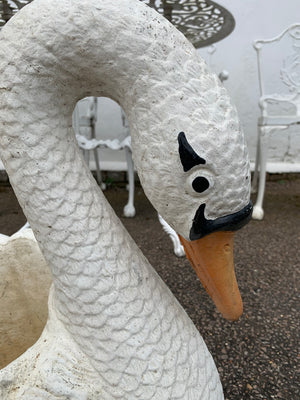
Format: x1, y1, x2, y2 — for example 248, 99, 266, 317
0, 0, 251, 398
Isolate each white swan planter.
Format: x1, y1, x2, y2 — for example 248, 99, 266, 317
0, 0, 252, 398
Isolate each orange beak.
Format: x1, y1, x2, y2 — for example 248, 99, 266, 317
179, 231, 242, 321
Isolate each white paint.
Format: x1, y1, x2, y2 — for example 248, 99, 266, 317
0, 0, 252, 397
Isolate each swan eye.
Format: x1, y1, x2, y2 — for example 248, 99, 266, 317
192, 177, 210, 193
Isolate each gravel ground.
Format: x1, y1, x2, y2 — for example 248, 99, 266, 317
0, 174, 299, 399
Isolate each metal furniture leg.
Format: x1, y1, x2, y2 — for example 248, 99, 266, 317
251, 129, 261, 194
123, 147, 136, 217
252, 125, 287, 220
252, 126, 268, 220
93, 147, 106, 190
158, 214, 185, 257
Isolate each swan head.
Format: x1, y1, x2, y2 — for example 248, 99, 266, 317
131, 80, 252, 321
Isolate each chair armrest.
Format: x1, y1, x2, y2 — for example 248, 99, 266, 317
259, 94, 299, 117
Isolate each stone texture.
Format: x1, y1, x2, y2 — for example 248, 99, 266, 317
0, 0, 251, 398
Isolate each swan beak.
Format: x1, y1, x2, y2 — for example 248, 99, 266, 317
179, 231, 242, 321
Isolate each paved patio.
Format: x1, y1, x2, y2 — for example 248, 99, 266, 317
0, 173, 299, 399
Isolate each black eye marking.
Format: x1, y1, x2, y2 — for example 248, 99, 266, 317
178, 132, 206, 172
192, 177, 209, 193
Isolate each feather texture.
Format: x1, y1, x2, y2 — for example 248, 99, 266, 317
0, 0, 250, 397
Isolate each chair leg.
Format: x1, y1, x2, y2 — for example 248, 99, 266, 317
123, 148, 136, 217
158, 214, 185, 257
93, 148, 106, 190
252, 126, 268, 220
251, 127, 261, 194
83, 148, 90, 166
252, 125, 288, 220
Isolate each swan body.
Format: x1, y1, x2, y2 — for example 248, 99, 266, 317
0, 0, 251, 398
0, 229, 51, 370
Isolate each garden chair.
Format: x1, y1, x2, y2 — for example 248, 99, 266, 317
252, 23, 300, 220
74, 97, 136, 217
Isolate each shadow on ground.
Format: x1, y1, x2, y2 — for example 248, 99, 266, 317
0, 174, 299, 399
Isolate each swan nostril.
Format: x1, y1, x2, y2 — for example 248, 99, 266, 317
224, 243, 231, 253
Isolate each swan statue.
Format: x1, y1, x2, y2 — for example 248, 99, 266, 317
0, 0, 252, 398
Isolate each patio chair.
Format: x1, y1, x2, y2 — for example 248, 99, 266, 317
74, 97, 136, 217
252, 23, 300, 220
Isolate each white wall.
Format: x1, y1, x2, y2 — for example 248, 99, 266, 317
198, 0, 300, 172
92, 0, 300, 173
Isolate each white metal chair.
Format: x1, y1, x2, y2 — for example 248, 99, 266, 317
74, 97, 136, 217
252, 23, 300, 220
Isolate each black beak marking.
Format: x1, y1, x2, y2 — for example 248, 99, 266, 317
178, 132, 206, 172
190, 201, 253, 240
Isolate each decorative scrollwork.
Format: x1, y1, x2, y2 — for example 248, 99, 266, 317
281, 49, 300, 92
1, 0, 235, 47
254, 24, 300, 95
141, 0, 235, 47
282, 25, 300, 91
